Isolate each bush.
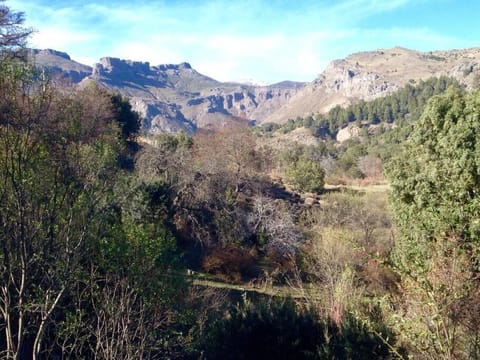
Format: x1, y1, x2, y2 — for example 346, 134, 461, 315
285, 156, 325, 194
195, 299, 398, 359
202, 245, 257, 281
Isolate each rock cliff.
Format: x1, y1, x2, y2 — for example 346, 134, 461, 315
31, 46, 480, 133
264, 46, 480, 124
32, 50, 304, 133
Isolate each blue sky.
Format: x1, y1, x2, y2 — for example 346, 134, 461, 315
10, 0, 480, 84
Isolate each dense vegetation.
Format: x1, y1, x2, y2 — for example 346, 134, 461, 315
1, 2, 480, 359
258, 75, 462, 138
255, 76, 465, 185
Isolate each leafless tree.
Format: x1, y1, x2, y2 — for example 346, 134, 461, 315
288, 230, 363, 325
250, 195, 303, 256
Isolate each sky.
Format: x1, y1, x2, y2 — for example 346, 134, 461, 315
9, 0, 480, 84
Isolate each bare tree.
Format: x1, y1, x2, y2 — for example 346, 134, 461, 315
358, 154, 383, 180
289, 230, 362, 325
92, 278, 151, 360
250, 195, 303, 256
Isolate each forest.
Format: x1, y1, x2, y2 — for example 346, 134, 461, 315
1, 3, 480, 359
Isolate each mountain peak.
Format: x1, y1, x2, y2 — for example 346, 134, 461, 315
264, 46, 480, 124
30, 48, 72, 60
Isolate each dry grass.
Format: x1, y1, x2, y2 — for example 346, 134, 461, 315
324, 181, 390, 193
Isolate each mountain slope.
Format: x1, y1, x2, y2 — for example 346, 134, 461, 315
264, 46, 480, 124
28, 49, 92, 83
31, 49, 304, 134
31, 46, 480, 133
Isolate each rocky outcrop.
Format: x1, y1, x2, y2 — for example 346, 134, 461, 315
28, 49, 92, 84
130, 98, 196, 134
31, 46, 480, 134
85, 57, 304, 133
82, 56, 303, 132
265, 46, 480, 124
313, 60, 400, 99
336, 124, 361, 142
27, 49, 305, 132
93, 57, 151, 77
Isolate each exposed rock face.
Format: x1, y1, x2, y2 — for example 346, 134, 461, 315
314, 60, 399, 99
130, 98, 196, 134
265, 46, 480, 124
28, 49, 92, 84
336, 124, 361, 143
93, 57, 151, 77
32, 50, 304, 134
31, 46, 480, 133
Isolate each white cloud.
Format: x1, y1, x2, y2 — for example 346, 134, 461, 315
7, 0, 477, 83
30, 27, 96, 49
205, 34, 284, 57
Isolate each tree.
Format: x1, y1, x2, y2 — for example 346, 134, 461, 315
0, 62, 121, 359
110, 93, 141, 141
386, 88, 480, 256
358, 154, 383, 179
285, 156, 325, 193
250, 195, 303, 256
0, 1, 32, 56
385, 88, 480, 359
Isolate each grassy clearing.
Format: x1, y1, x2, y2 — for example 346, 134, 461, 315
324, 182, 390, 193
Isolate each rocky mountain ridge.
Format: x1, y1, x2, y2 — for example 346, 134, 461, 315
30, 46, 480, 133
264, 46, 480, 123
30, 49, 304, 134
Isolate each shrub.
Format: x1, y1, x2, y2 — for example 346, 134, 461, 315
195, 299, 398, 359
285, 156, 325, 194
202, 245, 257, 281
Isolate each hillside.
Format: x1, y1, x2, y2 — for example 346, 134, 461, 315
30, 49, 304, 134
264, 46, 480, 123
31, 46, 480, 133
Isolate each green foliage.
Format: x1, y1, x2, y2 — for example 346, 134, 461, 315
334, 142, 367, 179
110, 93, 141, 140
385, 88, 480, 359
196, 298, 396, 359
386, 88, 480, 253
285, 156, 325, 193
0, 58, 124, 358
263, 77, 463, 182
155, 130, 193, 151
275, 76, 462, 139
254, 122, 282, 137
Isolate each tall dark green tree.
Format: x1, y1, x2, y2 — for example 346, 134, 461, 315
385, 88, 480, 359
386, 88, 480, 255
110, 93, 141, 141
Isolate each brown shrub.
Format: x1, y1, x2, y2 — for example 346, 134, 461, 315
202, 245, 257, 282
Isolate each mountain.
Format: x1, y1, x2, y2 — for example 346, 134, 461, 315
264, 46, 480, 124
29, 49, 304, 134
30, 46, 480, 133
28, 49, 92, 83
